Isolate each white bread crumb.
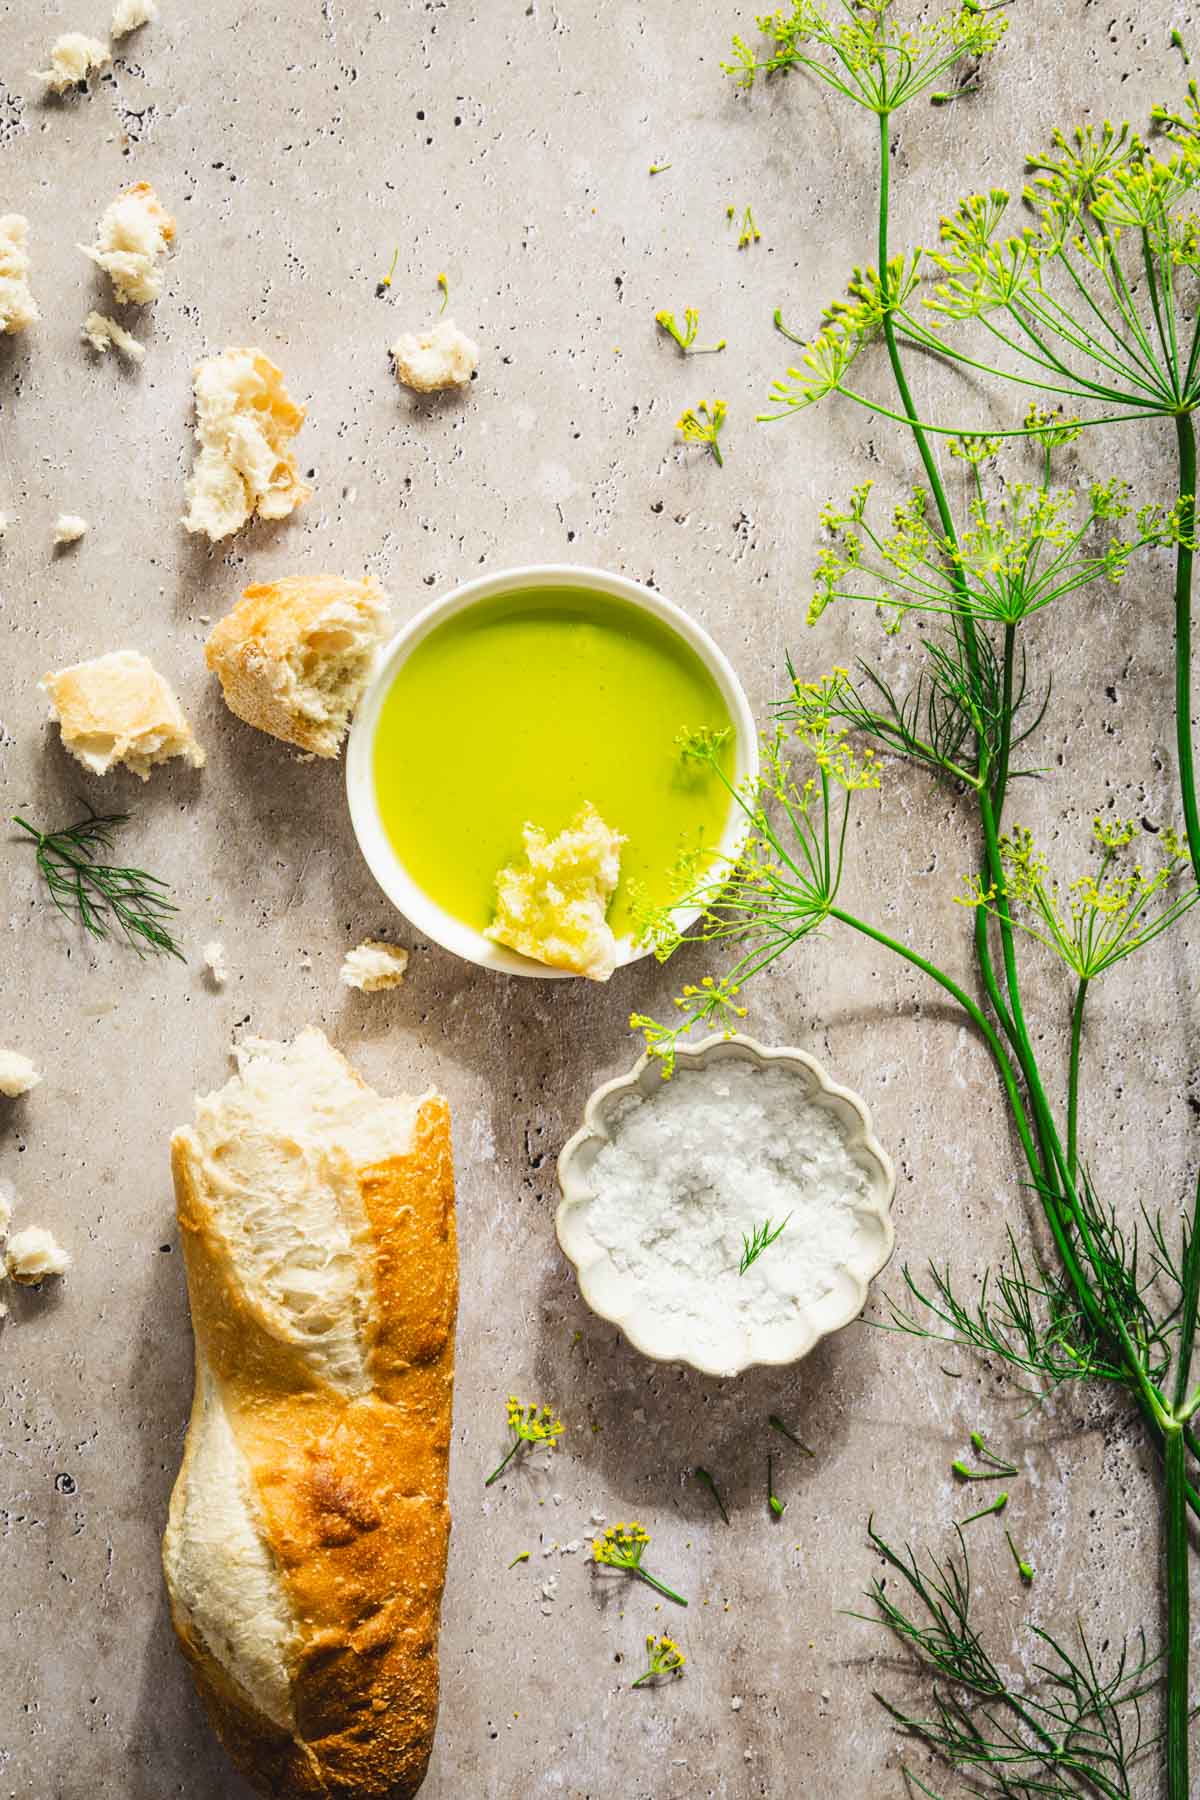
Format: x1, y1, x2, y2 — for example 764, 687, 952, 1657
111, 0, 158, 36
54, 514, 88, 545
0, 1049, 41, 1098
80, 183, 174, 306
0, 216, 38, 334
35, 33, 111, 93
390, 318, 479, 392
41, 649, 205, 781
340, 940, 409, 992
202, 940, 228, 984
7, 1226, 70, 1284
486, 803, 624, 980
183, 348, 311, 541
82, 310, 145, 362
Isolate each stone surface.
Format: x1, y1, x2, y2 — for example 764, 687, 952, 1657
0, 2, 1195, 1797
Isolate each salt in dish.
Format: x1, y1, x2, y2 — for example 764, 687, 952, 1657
556, 1036, 895, 1378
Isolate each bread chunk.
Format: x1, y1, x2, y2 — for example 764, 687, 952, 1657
0, 1049, 41, 1098
35, 33, 111, 93
340, 939, 409, 992
0, 216, 38, 334
486, 802, 625, 980
205, 574, 387, 757
183, 349, 311, 541
80, 183, 174, 305
42, 649, 205, 780
111, 0, 158, 36
391, 318, 479, 391
82, 310, 145, 361
7, 1226, 70, 1283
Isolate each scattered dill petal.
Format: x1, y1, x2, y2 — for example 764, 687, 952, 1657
951, 1430, 1018, 1481
960, 1491, 1008, 1526
740, 1212, 792, 1275
1006, 1531, 1035, 1585
436, 270, 449, 313
656, 307, 726, 355
594, 1522, 688, 1606
507, 1550, 530, 1568
632, 1632, 686, 1688
676, 398, 727, 466
767, 1455, 787, 1517
1172, 26, 1190, 65
14, 808, 183, 959
376, 246, 399, 296
484, 1395, 564, 1486
694, 1466, 730, 1525
768, 1415, 815, 1456
649, 159, 672, 174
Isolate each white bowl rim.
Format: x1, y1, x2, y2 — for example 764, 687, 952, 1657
345, 562, 760, 978
555, 1032, 897, 1378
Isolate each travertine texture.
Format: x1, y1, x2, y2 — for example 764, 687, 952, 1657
0, 3, 1196, 1797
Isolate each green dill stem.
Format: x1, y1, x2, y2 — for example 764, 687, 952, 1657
769, 1415, 814, 1455
632, 1565, 688, 1607
1165, 1425, 1191, 1797
960, 1491, 1007, 1526
1067, 977, 1088, 1186
1173, 412, 1200, 888
694, 1466, 730, 1525
484, 1439, 523, 1486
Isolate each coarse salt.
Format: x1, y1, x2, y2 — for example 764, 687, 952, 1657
580, 1062, 875, 1370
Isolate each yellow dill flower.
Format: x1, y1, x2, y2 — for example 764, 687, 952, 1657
593, 1523, 688, 1605
677, 399, 727, 466
632, 1632, 686, 1688
485, 1396, 564, 1487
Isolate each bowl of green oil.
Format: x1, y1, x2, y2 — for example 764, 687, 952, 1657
346, 564, 758, 977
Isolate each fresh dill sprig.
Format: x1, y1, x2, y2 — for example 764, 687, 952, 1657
1006, 1530, 1035, 1585
484, 1395, 563, 1486
14, 808, 183, 959
676, 399, 727, 466
632, 1632, 685, 1688
767, 1455, 787, 1518
769, 1415, 815, 1455
694, 1465, 730, 1524
740, 1213, 792, 1275
655, 307, 726, 355
863, 1520, 1158, 1795
952, 1430, 1018, 1482
593, 1522, 688, 1606
960, 1491, 1008, 1527
376, 246, 398, 296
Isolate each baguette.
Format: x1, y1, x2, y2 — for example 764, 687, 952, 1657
162, 1028, 457, 1799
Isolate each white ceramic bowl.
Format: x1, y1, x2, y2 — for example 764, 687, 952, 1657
556, 1034, 896, 1378
346, 563, 759, 977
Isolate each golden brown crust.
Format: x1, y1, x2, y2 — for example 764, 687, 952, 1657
167, 1097, 457, 1799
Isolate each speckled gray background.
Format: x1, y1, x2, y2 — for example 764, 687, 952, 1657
1, 2, 1198, 1796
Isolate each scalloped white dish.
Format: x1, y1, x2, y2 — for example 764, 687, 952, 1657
555, 1034, 896, 1378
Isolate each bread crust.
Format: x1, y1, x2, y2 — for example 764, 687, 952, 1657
165, 1094, 457, 1799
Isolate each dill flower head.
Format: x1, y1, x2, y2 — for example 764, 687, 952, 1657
632, 1633, 686, 1687
506, 1397, 564, 1449
594, 1521, 650, 1567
